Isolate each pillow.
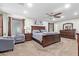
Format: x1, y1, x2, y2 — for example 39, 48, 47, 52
33, 30, 40, 33
40, 30, 47, 32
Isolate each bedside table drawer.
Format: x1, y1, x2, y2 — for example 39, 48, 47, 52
25, 33, 32, 41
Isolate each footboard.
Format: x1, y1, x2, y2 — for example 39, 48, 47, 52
42, 34, 61, 47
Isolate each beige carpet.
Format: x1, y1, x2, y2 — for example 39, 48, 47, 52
0, 38, 78, 56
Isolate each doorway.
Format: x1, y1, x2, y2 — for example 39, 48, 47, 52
48, 23, 54, 32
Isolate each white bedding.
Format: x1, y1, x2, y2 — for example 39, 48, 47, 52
32, 32, 43, 42
32, 32, 59, 42
42, 32, 59, 36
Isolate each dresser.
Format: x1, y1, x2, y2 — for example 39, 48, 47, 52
60, 29, 76, 39
25, 33, 32, 41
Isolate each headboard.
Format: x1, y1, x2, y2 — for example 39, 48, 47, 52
31, 26, 45, 32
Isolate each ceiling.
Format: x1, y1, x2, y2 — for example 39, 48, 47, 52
0, 3, 79, 22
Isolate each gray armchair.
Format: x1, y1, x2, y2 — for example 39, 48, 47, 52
13, 33, 25, 44
0, 37, 14, 52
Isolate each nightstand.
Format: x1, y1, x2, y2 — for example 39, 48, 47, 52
25, 33, 32, 41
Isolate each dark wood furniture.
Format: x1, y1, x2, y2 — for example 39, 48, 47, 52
25, 33, 32, 41
31, 26, 61, 47
76, 33, 79, 56
60, 29, 76, 39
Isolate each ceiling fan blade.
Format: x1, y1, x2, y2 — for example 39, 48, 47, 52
54, 12, 62, 16
54, 15, 61, 18
46, 13, 54, 17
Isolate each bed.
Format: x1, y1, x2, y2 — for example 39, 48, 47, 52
31, 26, 61, 47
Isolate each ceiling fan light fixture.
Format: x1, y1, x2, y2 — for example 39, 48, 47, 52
53, 18, 55, 21
61, 16, 64, 18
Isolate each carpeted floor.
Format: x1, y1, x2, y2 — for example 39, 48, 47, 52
0, 38, 78, 56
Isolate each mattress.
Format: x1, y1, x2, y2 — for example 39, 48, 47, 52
32, 32, 43, 42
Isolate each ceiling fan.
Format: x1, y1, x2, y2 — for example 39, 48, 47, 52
46, 12, 62, 18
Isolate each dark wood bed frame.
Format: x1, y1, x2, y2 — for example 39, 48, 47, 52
31, 26, 61, 47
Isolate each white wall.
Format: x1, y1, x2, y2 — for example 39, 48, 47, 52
24, 18, 48, 33
24, 18, 34, 33
54, 18, 79, 33
42, 21, 48, 31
